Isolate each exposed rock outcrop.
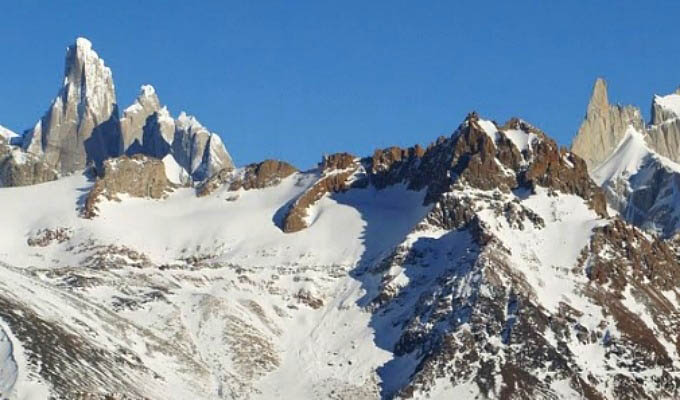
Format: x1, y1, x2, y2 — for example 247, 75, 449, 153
7, 38, 235, 188
120, 86, 235, 182
571, 78, 644, 169
282, 153, 358, 233
0, 145, 58, 187
83, 155, 173, 218
172, 112, 234, 181
22, 37, 122, 174
573, 79, 680, 236
120, 85, 163, 152
281, 112, 607, 233
651, 88, 680, 125
646, 90, 680, 162
197, 159, 297, 197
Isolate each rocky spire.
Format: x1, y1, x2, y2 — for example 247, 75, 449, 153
172, 112, 234, 181
646, 87, 680, 161
588, 77, 609, 113
571, 78, 644, 170
120, 84, 162, 151
22, 37, 122, 173
651, 91, 680, 125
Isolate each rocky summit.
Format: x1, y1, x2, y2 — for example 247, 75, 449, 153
572, 78, 680, 237
1, 39, 680, 400
2, 37, 234, 189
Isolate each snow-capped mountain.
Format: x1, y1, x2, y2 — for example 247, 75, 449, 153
2, 38, 233, 188
22, 37, 121, 173
2, 39, 680, 399
572, 79, 680, 237
1, 90, 680, 400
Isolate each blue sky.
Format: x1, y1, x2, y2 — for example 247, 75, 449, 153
1, 1, 679, 168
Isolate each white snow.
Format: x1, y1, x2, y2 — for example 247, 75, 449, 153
0, 319, 50, 400
477, 119, 500, 142
140, 84, 156, 97
501, 128, 535, 152
162, 154, 188, 185
592, 125, 680, 185
654, 93, 680, 120
478, 187, 607, 314
0, 125, 18, 141
0, 324, 18, 397
0, 171, 433, 398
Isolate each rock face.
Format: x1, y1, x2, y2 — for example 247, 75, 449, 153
0, 125, 21, 146
2, 109, 680, 399
281, 112, 607, 233
120, 85, 163, 152
197, 159, 298, 197
645, 90, 680, 162
22, 37, 122, 173
172, 112, 234, 181
571, 78, 644, 169
83, 155, 173, 218
651, 88, 680, 125
0, 145, 58, 187
120, 85, 234, 182
592, 127, 680, 237
3, 38, 235, 189
572, 79, 680, 236
282, 153, 359, 232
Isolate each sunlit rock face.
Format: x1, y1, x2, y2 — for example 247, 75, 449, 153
571, 78, 644, 170
23, 37, 122, 173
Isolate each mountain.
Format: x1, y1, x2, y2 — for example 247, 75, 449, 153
1, 37, 233, 187
571, 78, 644, 170
0, 126, 20, 146
1, 103, 680, 399
120, 85, 234, 182
572, 79, 680, 237
22, 37, 122, 174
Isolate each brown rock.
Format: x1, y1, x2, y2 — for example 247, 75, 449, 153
83, 155, 173, 218
282, 153, 359, 233
197, 159, 298, 197
0, 146, 59, 187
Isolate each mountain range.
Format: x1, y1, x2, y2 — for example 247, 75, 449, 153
1, 38, 680, 400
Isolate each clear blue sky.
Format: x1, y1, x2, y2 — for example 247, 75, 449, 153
1, 1, 679, 168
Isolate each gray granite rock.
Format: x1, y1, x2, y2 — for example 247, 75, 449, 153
571, 78, 644, 169
22, 37, 122, 174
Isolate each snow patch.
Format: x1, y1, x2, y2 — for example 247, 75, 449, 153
654, 93, 680, 120
162, 154, 188, 185
477, 119, 500, 142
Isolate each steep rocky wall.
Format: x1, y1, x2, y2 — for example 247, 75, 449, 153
571, 78, 644, 169
83, 155, 173, 218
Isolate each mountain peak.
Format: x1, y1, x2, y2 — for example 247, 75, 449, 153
20, 37, 120, 173
587, 77, 609, 114
74, 36, 93, 49
140, 84, 156, 97
651, 90, 680, 125
572, 78, 643, 169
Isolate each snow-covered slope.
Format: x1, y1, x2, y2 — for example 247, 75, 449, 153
572, 80, 680, 237
593, 127, 680, 236
1, 112, 678, 399
0, 126, 19, 143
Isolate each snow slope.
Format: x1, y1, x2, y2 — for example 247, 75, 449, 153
592, 126, 680, 236
655, 93, 680, 119
0, 113, 679, 398
0, 170, 433, 399
0, 125, 18, 142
